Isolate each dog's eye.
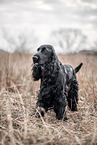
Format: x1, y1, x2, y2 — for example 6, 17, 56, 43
37, 48, 40, 52
41, 47, 47, 53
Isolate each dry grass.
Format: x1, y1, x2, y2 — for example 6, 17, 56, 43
0, 51, 97, 145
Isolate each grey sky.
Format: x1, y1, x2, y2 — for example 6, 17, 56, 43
0, 0, 97, 51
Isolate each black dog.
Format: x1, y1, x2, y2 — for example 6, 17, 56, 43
32, 45, 83, 120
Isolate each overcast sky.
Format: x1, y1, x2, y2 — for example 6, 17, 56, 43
0, 0, 97, 52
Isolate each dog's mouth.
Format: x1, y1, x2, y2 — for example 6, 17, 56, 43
33, 62, 44, 66
33, 59, 41, 66
34, 63, 39, 65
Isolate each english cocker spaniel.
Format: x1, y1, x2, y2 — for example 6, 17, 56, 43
32, 45, 83, 120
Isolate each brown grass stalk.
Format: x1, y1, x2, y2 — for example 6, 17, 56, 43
6, 94, 16, 145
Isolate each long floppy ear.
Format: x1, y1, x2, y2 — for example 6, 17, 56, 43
49, 47, 59, 76
50, 46, 58, 62
32, 65, 41, 81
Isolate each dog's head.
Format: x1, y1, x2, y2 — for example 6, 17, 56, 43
33, 45, 57, 65
32, 45, 58, 81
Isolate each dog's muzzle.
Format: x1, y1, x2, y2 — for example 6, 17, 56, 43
33, 55, 40, 64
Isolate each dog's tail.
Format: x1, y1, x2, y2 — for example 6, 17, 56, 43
74, 63, 83, 73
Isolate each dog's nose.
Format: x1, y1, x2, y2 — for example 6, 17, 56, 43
33, 55, 39, 64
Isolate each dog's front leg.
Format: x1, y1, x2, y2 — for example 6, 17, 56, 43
36, 100, 48, 118
54, 102, 67, 121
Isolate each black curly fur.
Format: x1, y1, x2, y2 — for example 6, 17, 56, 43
32, 45, 83, 120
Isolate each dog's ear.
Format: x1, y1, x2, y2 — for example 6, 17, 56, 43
50, 46, 58, 61
52, 52, 57, 61
32, 65, 41, 81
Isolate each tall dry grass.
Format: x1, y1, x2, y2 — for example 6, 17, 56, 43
0, 51, 97, 145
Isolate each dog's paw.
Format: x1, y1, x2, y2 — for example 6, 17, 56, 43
36, 106, 45, 118
63, 116, 68, 121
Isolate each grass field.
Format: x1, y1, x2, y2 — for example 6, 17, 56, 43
0, 51, 97, 145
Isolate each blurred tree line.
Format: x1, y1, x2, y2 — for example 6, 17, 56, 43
1, 29, 38, 53
1, 28, 97, 54
51, 28, 87, 53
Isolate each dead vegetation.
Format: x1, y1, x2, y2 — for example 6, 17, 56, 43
0, 51, 97, 145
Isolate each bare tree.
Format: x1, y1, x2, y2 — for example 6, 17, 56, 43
51, 28, 87, 53
2, 29, 38, 53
